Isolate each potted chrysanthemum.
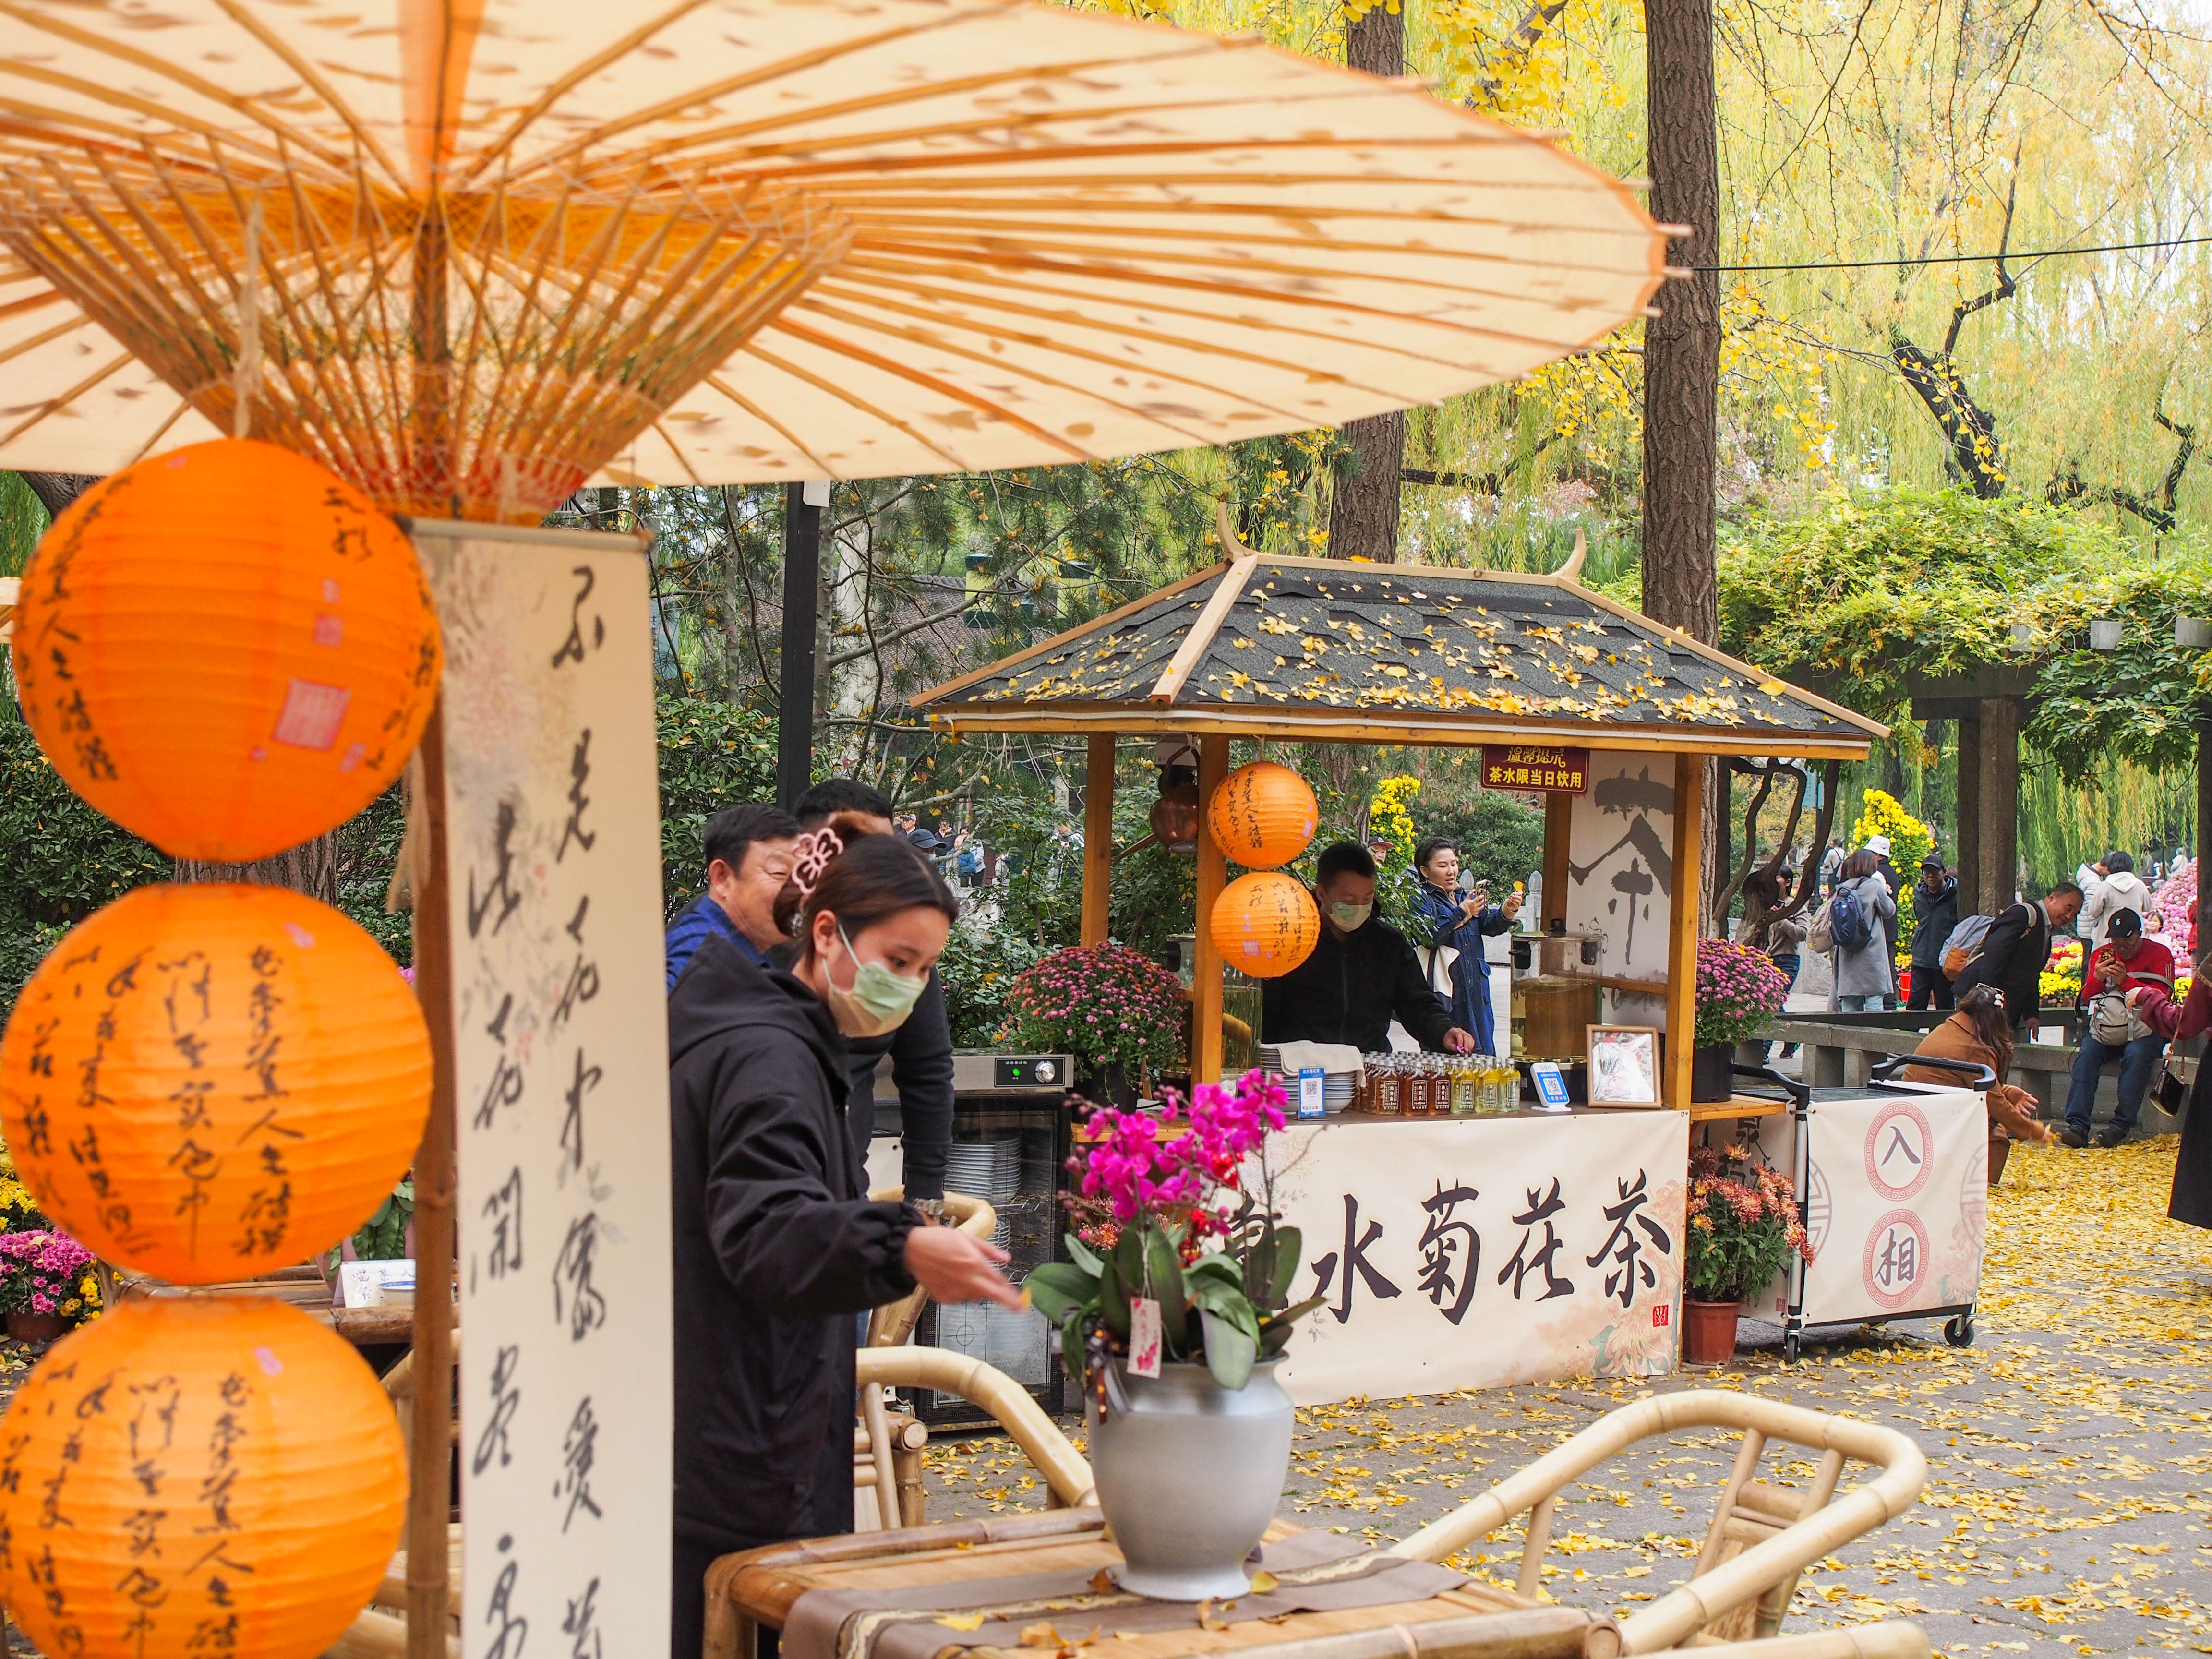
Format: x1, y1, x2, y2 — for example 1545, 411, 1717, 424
1002, 941, 1189, 1106
1694, 937, 1791, 1101
0, 1229, 101, 1345
1683, 1146, 1815, 1365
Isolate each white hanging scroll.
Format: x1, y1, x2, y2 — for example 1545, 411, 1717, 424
414, 520, 673, 1659
1564, 751, 1678, 1027
1259, 1112, 1688, 1405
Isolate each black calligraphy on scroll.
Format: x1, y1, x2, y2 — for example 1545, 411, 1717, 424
1498, 1179, 1576, 1302
1309, 1195, 1401, 1324
1585, 1170, 1671, 1308
1416, 1181, 1482, 1324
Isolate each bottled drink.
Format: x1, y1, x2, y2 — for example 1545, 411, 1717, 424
1373, 1055, 1403, 1116
1451, 1056, 1479, 1115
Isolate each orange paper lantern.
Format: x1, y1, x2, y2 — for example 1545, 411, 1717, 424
1206, 762, 1319, 869
0, 883, 431, 1283
0, 1296, 405, 1659
9, 438, 441, 861
1210, 871, 1321, 978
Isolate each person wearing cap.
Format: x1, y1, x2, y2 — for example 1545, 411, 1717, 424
1906, 853, 1961, 1011
2060, 906, 2174, 1148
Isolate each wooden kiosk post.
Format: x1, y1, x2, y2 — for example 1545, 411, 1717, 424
1192, 734, 1230, 1084
1664, 750, 1707, 1110
1081, 734, 1115, 946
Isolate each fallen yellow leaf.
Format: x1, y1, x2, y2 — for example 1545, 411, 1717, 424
938, 1613, 987, 1631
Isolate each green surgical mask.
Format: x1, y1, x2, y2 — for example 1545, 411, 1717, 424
826, 922, 929, 1038
1330, 901, 1373, 932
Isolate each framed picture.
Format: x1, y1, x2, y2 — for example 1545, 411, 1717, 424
1586, 1026, 1663, 1107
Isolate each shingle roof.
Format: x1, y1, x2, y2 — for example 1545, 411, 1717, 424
915, 552, 1882, 757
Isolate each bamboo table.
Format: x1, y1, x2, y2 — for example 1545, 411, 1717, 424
705, 1510, 1623, 1659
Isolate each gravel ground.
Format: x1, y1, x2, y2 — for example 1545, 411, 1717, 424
922, 1136, 2212, 1657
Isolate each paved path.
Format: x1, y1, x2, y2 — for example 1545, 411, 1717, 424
924, 1137, 2212, 1656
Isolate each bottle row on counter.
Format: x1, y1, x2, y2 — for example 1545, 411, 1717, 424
1357, 1052, 1523, 1116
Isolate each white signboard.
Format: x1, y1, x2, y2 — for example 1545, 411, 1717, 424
418, 521, 673, 1659
1563, 753, 1677, 1025
1735, 1085, 1986, 1326
1262, 1113, 1688, 1404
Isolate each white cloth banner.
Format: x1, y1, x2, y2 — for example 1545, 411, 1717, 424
1262, 1112, 1688, 1405
419, 522, 673, 1659
1738, 1085, 1985, 1326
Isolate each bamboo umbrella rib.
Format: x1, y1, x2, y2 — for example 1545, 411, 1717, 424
809, 195, 1648, 248
780, 291, 1238, 448
0, 95, 257, 165
117, 394, 197, 466
0, 0, 361, 178
480, 10, 1005, 189
849, 237, 1633, 359
825, 252, 1524, 377
766, 313, 1091, 462
647, 419, 707, 485
0, 313, 94, 369
736, 341, 973, 471
578, 98, 1555, 188
794, 278, 1385, 421
206, 0, 405, 187
701, 371, 839, 476
0, 348, 132, 448
0, 287, 75, 324
0, 58, 332, 180
566, 39, 1244, 177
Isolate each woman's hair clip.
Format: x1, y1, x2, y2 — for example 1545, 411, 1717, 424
791, 826, 844, 901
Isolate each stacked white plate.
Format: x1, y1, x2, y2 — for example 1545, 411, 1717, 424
1258, 1047, 1358, 1113
945, 1138, 1021, 1203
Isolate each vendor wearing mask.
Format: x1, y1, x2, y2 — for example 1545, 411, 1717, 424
1261, 842, 1477, 1054
665, 818, 1019, 1657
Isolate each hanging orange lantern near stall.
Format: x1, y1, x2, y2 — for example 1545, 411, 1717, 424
8, 438, 441, 861
1206, 761, 1318, 869
0, 1296, 406, 1659
0, 882, 431, 1283
1210, 870, 1321, 977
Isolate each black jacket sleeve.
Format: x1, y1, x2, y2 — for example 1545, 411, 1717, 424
1389, 932, 1456, 1049
703, 1046, 919, 1319
886, 972, 955, 1201
1955, 903, 2030, 997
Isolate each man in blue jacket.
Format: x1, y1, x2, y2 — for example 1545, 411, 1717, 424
664, 802, 801, 986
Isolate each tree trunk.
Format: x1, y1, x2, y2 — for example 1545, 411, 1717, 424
1327, 3, 1407, 564
1640, 0, 1719, 646
18, 473, 100, 522
176, 836, 339, 904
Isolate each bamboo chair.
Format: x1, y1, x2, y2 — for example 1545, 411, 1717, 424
854, 1186, 1001, 1530
1387, 1390, 1927, 1653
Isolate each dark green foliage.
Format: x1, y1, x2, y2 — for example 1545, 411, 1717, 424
937, 923, 1048, 1048
1407, 789, 1547, 897
333, 786, 409, 965
0, 720, 167, 1018
0, 472, 44, 578
655, 693, 779, 915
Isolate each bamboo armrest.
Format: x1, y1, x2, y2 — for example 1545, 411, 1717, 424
864, 1187, 998, 1349
1387, 1391, 1926, 1655
855, 1346, 1094, 1508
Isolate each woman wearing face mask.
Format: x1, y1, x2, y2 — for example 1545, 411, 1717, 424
665, 816, 1021, 1657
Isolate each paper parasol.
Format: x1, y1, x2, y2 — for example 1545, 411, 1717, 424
0, 0, 1667, 517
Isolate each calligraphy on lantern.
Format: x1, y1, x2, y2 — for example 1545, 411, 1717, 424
1481, 745, 1589, 794
1260, 1112, 1688, 1404
422, 528, 674, 1658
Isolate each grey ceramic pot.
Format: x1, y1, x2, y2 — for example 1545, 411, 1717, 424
1086, 1359, 1293, 1600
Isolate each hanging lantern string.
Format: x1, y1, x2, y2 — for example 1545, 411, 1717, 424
232, 192, 263, 441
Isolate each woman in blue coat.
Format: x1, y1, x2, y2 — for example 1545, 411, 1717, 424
1410, 837, 1524, 1053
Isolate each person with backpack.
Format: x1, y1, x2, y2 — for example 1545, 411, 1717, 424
2078, 849, 2152, 953
1906, 853, 1961, 1011
2059, 907, 2173, 1148
1823, 849, 1898, 1012
1953, 881, 2084, 1031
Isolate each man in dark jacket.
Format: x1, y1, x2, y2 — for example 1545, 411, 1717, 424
1262, 842, 1476, 1054
1907, 852, 1961, 1011
797, 780, 957, 1202
1953, 880, 2083, 1028
665, 931, 926, 1657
